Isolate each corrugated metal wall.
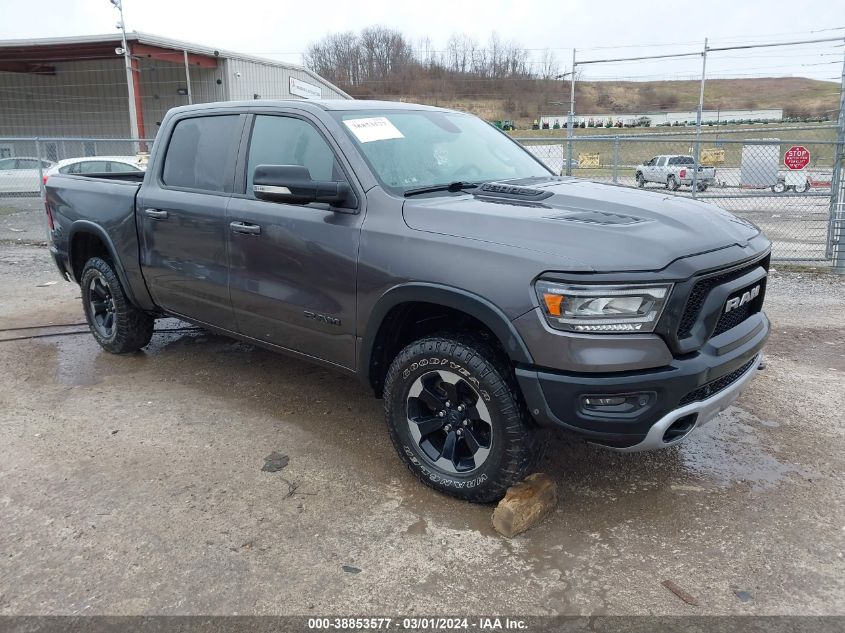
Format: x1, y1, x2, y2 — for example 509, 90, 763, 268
136, 57, 226, 135
223, 58, 348, 101
0, 53, 347, 144
0, 59, 132, 137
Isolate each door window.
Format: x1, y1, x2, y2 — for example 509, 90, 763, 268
245, 115, 340, 194
656, 157, 667, 167
162, 115, 241, 192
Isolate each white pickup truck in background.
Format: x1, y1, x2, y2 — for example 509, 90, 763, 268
636, 155, 716, 191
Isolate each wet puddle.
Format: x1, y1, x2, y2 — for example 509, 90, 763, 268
2, 315, 827, 615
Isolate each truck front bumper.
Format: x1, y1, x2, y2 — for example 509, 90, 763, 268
515, 312, 768, 450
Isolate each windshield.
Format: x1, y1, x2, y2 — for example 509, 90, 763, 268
331, 109, 552, 194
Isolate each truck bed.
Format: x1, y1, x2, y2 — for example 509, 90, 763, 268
46, 174, 151, 309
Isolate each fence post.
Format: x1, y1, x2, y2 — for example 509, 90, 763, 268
35, 137, 45, 198
834, 171, 845, 275
612, 135, 620, 184
566, 48, 576, 177
691, 38, 708, 198
830, 39, 845, 274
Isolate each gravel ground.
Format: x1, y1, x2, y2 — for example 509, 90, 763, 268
0, 197, 46, 244
0, 243, 843, 616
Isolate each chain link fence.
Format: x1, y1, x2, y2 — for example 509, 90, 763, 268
1, 130, 842, 266
0, 137, 150, 196
520, 125, 842, 263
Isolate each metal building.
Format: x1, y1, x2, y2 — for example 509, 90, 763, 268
0, 32, 350, 150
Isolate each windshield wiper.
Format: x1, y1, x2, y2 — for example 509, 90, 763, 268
403, 181, 480, 197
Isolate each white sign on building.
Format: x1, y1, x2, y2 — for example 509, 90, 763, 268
289, 76, 322, 100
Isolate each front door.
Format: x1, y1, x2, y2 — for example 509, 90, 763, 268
226, 113, 364, 369
137, 113, 245, 330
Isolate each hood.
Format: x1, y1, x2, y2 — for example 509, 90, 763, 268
402, 177, 761, 272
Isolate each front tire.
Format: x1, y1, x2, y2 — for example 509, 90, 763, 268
80, 257, 154, 354
636, 172, 645, 188
383, 334, 541, 503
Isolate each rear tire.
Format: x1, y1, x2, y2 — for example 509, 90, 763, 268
383, 334, 542, 503
80, 257, 154, 354
667, 175, 680, 191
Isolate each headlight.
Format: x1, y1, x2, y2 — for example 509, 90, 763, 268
535, 281, 672, 333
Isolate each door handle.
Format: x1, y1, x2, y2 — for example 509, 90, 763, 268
229, 221, 261, 235
144, 208, 168, 219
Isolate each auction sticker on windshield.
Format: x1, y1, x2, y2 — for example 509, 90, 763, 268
344, 117, 404, 143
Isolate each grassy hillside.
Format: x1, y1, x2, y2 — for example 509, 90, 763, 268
402, 77, 840, 128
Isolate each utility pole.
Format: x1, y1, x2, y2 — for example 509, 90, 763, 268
567, 48, 576, 176
111, 0, 139, 145
691, 38, 708, 197
183, 50, 193, 105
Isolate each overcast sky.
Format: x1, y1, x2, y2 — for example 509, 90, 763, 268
0, 0, 842, 82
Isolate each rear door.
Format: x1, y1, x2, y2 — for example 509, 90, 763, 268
655, 156, 669, 182
137, 112, 246, 330
225, 111, 364, 369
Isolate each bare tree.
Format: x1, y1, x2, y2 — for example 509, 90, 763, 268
538, 49, 559, 80
303, 31, 360, 85
446, 33, 478, 75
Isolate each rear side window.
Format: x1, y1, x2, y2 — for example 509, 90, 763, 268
245, 115, 340, 193
669, 156, 694, 165
79, 161, 108, 173
163, 115, 240, 192
109, 161, 140, 173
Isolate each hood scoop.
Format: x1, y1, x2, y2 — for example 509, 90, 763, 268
476, 182, 554, 201
546, 210, 648, 226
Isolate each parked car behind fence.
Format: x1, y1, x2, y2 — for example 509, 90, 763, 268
0, 157, 54, 195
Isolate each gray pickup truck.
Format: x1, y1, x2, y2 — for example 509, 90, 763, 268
45, 100, 770, 502
636, 154, 716, 191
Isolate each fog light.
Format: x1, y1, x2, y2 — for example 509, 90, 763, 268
581, 392, 654, 416
584, 396, 626, 407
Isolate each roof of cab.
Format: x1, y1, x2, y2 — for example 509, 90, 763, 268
169, 99, 453, 116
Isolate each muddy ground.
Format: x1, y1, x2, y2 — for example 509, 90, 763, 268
0, 243, 843, 616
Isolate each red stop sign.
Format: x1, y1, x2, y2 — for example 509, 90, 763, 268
784, 145, 810, 170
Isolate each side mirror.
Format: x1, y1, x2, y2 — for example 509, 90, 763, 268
252, 164, 353, 208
